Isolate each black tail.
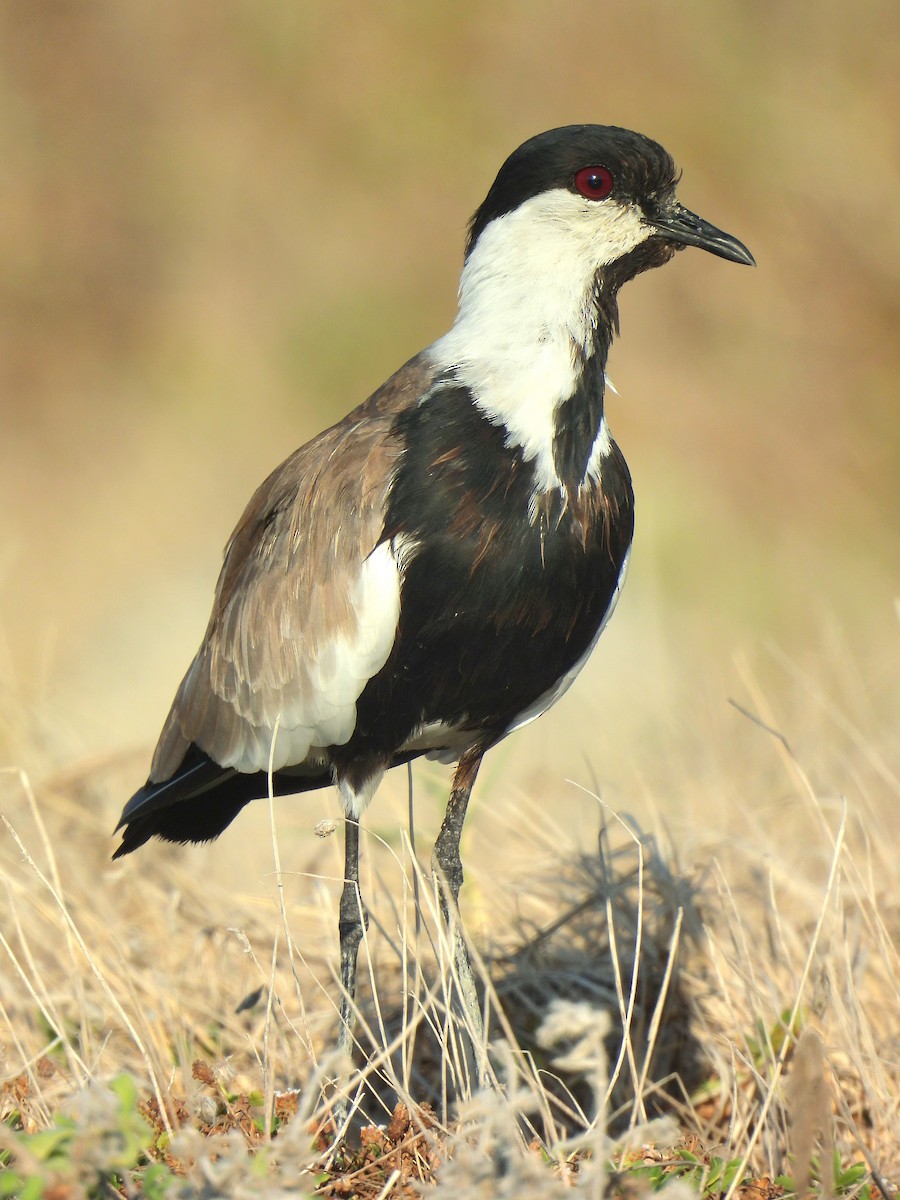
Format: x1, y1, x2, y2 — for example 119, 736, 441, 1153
113, 744, 329, 858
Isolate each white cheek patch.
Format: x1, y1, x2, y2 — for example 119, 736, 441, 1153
574, 195, 653, 262
432, 190, 651, 492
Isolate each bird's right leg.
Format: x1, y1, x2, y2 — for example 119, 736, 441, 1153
334, 814, 366, 1123
432, 745, 487, 1085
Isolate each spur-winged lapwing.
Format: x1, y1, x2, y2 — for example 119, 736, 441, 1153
114, 124, 753, 1100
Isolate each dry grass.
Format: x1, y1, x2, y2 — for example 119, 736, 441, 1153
1, 632, 897, 1195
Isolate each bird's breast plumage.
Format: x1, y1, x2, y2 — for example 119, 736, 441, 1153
335, 382, 634, 762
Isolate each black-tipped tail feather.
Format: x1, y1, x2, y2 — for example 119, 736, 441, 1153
113, 744, 329, 859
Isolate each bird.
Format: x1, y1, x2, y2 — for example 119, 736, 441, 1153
114, 124, 753, 1098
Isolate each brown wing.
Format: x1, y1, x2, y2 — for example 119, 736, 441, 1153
149, 352, 436, 783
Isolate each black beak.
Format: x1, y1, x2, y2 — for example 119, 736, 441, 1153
650, 202, 755, 266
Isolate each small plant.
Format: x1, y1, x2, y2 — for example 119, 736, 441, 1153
776, 1148, 872, 1200
616, 1140, 754, 1199
747, 1007, 806, 1069
0, 1073, 176, 1200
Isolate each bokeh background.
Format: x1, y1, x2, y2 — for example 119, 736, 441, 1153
0, 1, 897, 859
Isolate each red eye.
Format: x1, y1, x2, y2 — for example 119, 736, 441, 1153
574, 165, 614, 200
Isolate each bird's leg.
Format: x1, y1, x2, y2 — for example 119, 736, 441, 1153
433, 748, 482, 916
431, 746, 486, 1085
334, 815, 367, 1123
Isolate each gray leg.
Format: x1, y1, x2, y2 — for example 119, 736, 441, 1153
432, 747, 487, 1082
334, 816, 366, 1123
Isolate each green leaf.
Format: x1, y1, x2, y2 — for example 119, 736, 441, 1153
834, 1160, 867, 1190
11, 1175, 45, 1200
19, 1123, 75, 1163
108, 1073, 139, 1112
141, 1161, 177, 1200
0, 1170, 28, 1198
675, 1149, 701, 1163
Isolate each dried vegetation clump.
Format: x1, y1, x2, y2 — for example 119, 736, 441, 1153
1, 653, 897, 1198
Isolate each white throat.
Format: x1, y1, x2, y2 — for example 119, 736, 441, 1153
431, 188, 652, 492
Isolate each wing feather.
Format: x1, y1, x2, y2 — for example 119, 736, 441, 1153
149, 353, 435, 783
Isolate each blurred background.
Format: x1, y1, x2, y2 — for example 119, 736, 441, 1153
0, 1, 896, 854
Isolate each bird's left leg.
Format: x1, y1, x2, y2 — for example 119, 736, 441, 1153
431, 745, 486, 1079
329, 759, 387, 1129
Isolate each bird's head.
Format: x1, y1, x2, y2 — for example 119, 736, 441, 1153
463, 125, 754, 331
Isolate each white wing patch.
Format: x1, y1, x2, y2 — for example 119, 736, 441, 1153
211, 541, 401, 773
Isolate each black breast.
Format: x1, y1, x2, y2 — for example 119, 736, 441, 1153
338, 385, 634, 762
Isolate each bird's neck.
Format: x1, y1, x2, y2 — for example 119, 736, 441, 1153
432, 220, 620, 495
